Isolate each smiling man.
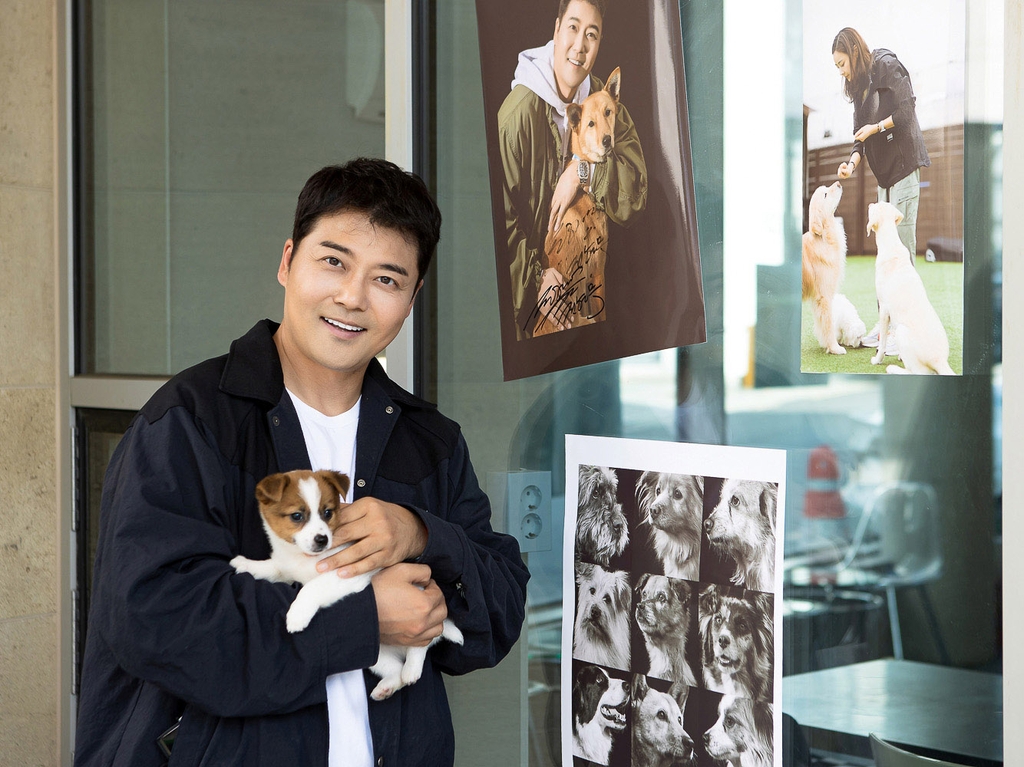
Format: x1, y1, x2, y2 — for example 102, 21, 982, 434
498, 0, 647, 339
74, 159, 530, 767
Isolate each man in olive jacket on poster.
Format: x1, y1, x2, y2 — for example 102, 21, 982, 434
74, 158, 530, 767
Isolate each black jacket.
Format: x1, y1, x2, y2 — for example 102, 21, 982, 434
74, 320, 529, 767
852, 49, 931, 189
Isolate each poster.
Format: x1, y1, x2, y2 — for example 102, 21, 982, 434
475, 0, 706, 381
563, 435, 785, 767
800, 1, 965, 374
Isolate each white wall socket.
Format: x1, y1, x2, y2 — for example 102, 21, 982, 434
486, 470, 552, 553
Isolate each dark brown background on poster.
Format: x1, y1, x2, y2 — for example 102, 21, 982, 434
475, 0, 706, 381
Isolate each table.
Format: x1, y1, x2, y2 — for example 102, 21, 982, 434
783, 659, 1003, 765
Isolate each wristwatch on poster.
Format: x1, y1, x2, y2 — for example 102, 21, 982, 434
877, 121, 886, 133
577, 159, 590, 187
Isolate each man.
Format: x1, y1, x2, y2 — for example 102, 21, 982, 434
499, 0, 647, 339
74, 158, 530, 766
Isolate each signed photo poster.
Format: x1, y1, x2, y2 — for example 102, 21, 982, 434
801, 1, 965, 375
562, 435, 786, 767
475, 0, 705, 381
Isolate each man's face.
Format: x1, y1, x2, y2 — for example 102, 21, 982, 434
276, 210, 420, 385
552, 0, 602, 102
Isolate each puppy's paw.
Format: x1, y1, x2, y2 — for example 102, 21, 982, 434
871, 352, 884, 365
370, 677, 402, 701
442, 620, 464, 645
230, 555, 253, 574
828, 344, 846, 355
285, 601, 316, 633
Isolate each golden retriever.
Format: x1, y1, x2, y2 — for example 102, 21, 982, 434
704, 480, 777, 593
802, 182, 851, 355
534, 67, 621, 336
703, 695, 773, 767
866, 202, 955, 375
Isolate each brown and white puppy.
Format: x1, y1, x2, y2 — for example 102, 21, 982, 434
576, 465, 628, 567
802, 181, 849, 355
704, 695, 774, 767
534, 67, 622, 336
866, 201, 955, 375
634, 574, 697, 687
572, 665, 629, 765
574, 561, 632, 670
699, 585, 773, 701
631, 675, 696, 767
704, 480, 777, 593
636, 472, 704, 580
230, 469, 463, 700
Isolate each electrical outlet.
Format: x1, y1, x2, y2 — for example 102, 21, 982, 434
486, 471, 552, 553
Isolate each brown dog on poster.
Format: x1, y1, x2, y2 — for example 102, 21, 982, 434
533, 67, 621, 336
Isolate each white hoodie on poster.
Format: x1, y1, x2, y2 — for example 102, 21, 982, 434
510, 40, 592, 142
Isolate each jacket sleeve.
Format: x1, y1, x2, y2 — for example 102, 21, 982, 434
89, 408, 381, 717
410, 433, 529, 675
591, 102, 648, 226
499, 99, 543, 331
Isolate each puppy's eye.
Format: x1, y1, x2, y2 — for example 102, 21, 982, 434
735, 618, 748, 632
658, 593, 667, 603
323, 508, 333, 521
714, 615, 723, 627
657, 710, 668, 721
290, 511, 304, 522
672, 488, 683, 500
604, 108, 611, 117
730, 495, 740, 508
725, 716, 736, 729
589, 586, 597, 596
603, 594, 612, 605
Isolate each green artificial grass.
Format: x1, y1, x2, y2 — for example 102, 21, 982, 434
800, 255, 964, 375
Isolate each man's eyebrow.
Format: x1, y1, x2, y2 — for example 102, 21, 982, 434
319, 240, 410, 278
566, 15, 600, 33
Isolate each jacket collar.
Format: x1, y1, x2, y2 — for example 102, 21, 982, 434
220, 319, 434, 412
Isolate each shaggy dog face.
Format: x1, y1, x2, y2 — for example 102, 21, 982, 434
576, 465, 629, 566
574, 561, 632, 669
704, 694, 774, 767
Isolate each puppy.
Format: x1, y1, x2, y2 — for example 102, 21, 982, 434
576, 465, 628, 566
574, 561, 631, 670
704, 480, 777, 593
632, 675, 696, 767
802, 181, 848, 355
572, 665, 629, 765
704, 695, 774, 767
699, 585, 773, 701
867, 201, 955, 375
230, 469, 463, 701
832, 293, 866, 348
533, 67, 622, 336
634, 574, 697, 687
636, 472, 704, 580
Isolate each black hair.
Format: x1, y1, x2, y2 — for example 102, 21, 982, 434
291, 158, 441, 281
557, 0, 607, 22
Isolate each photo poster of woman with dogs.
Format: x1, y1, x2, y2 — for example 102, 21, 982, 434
800, 0, 965, 375
562, 435, 785, 767
474, 0, 706, 382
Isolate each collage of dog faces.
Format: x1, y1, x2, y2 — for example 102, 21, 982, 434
563, 438, 784, 767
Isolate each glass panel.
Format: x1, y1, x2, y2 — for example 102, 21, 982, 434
431, 1, 1001, 765
77, 0, 387, 375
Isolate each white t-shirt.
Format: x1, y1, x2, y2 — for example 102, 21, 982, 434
286, 390, 373, 767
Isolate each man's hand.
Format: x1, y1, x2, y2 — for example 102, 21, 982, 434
372, 564, 448, 647
316, 497, 428, 578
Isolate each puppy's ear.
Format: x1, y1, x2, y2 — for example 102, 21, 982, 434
810, 193, 825, 236
566, 102, 583, 133
573, 666, 605, 723
668, 680, 689, 712
759, 484, 777, 528
635, 572, 650, 594
323, 470, 351, 501
255, 473, 290, 507
576, 559, 595, 582
631, 673, 650, 704
604, 67, 621, 102
754, 700, 774, 744
866, 203, 878, 235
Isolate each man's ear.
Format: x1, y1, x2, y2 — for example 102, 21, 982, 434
278, 239, 295, 287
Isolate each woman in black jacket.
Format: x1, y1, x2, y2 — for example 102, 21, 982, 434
832, 26, 931, 348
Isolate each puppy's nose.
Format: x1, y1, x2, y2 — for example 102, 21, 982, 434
718, 635, 730, 648
602, 135, 612, 149
704, 518, 714, 533
703, 732, 711, 746
313, 534, 329, 550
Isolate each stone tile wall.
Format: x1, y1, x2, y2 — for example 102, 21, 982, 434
0, 0, 58, 764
